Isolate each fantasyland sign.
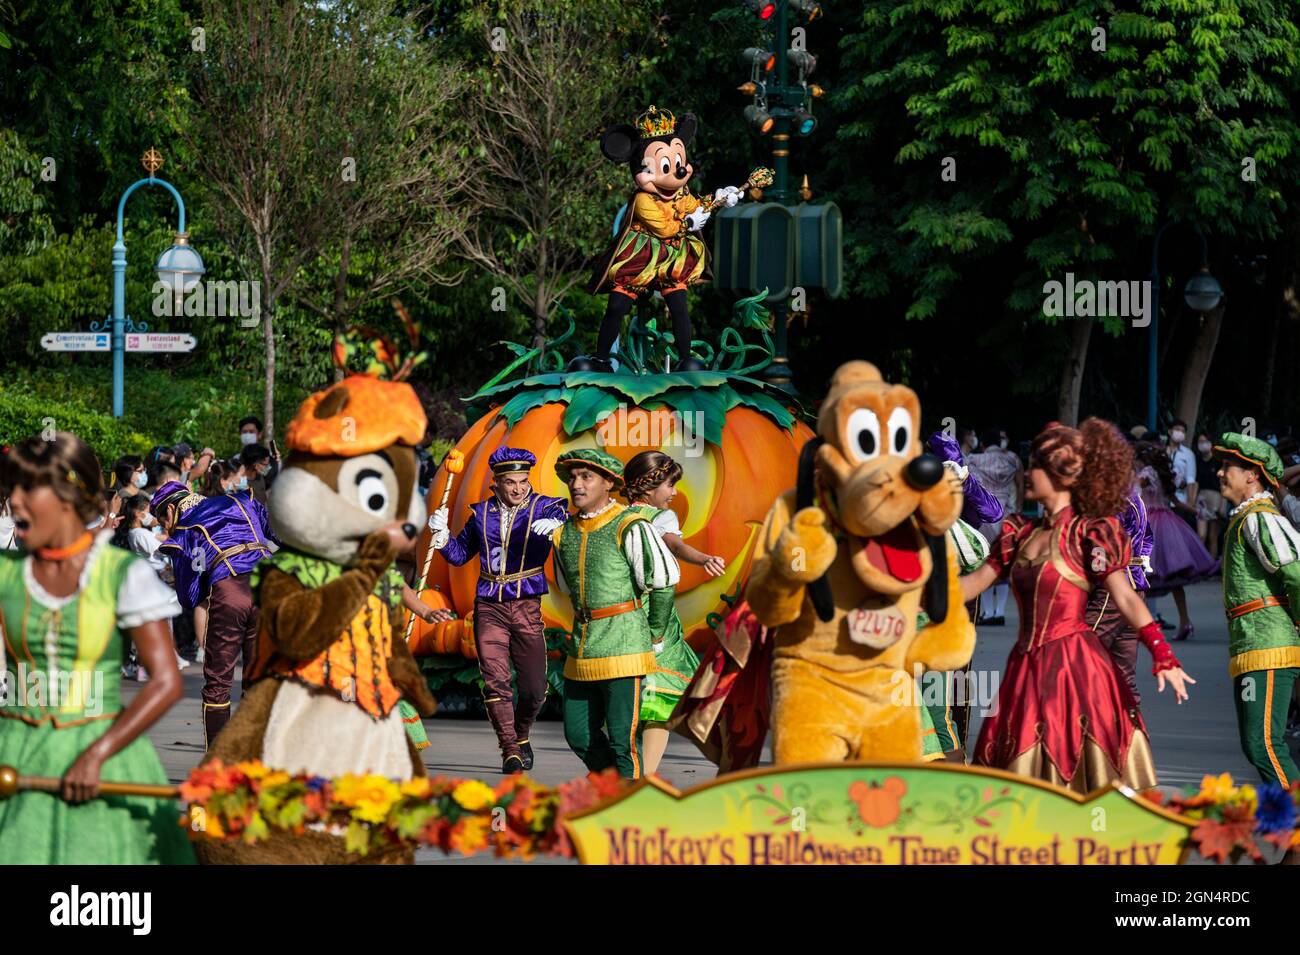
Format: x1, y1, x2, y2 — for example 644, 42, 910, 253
41, 332, 195, 352
563, 763, 1195, 865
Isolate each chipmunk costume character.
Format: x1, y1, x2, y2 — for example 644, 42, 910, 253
197, 373, 436, 864
746, 361, 975, 764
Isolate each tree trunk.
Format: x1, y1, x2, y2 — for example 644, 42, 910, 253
263, 299, 277, 438
1056, 316, 1094, 427
1174, 304, 1225, 433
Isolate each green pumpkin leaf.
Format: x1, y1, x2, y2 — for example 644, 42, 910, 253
561, 370, 729, 404
468, 372, 568, 403
562, 386, 622, 434
732, 388, 797, 430
494, 386, 570, 429
653, 388, 729, 446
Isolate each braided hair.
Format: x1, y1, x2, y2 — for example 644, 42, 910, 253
621, 450, 683, 503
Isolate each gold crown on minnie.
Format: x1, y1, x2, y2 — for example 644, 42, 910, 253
636, 105, 677, 138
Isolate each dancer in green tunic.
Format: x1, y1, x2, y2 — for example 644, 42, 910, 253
550, 449, 678, 779
0, 433, 194, 863
621, 451, 727, 775
1212, 433, 1300, 785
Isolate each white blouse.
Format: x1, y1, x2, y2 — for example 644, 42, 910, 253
23, 531, 181, 630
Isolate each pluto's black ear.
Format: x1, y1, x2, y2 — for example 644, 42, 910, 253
921, 533, 949, 625
676, 113, 698, 145
600, 124, 639, 164
796, 436, 835, 623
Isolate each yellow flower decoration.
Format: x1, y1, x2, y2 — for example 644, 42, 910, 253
400, 778, 432, 799
237, 761, 270, 781
452, 780, 497, 812
1230, 784, 1257, 815
1196, 772, 1236, 803
262, 771, 291, 789
335, 774, 402, 823
454, 815, 492, 854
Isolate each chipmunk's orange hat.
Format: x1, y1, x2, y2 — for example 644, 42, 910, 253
286, 374, 426, 457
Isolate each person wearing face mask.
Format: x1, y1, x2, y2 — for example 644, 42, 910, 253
1165, 420, 1199, 528
1194, 433, 1225, 558
110, 455, 147, 504
239, 442, 277, 506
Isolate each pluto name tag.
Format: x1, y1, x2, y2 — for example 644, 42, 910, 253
846, 599, 911, 649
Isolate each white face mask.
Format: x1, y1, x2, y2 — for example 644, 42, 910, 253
1170, 429, 1186, 444
969, 436, 979, 449
133, 471, 148, 488
1000, 439, 1009, 450
240, 432, 257, 446
141, 512, 156, 527
1197, 441, 1212, 454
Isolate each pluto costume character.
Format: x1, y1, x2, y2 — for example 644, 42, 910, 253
746, 361, 975, 763
198, 374, 436, 864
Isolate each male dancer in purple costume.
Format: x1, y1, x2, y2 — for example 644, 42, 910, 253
1085, 481, 1153, 709
427, 447, 569, 773
152, 479, 277, 744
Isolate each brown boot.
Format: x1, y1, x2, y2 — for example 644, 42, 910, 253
202, 702, 231, 749
483, 697, 521, 762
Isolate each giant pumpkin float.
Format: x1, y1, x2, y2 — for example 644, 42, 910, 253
408, 296, 814, 695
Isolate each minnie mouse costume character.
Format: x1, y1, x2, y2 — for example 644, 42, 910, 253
580, 106, 742, 373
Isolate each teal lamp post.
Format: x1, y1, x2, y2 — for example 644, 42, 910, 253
106, 148, 204, 418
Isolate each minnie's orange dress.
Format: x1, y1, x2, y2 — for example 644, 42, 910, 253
973, 507, 1158, 792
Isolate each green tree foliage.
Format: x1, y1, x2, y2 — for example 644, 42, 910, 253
835, 0, 1300, 321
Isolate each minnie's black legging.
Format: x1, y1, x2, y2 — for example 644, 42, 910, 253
595, 290, 693, 362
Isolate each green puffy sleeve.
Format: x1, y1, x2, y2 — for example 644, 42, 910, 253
1243, 510, 1300, 614
621, 518, 680, 638
946, 518, 990, 577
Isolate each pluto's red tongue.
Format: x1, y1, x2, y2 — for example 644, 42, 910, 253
862, 524, 921, 582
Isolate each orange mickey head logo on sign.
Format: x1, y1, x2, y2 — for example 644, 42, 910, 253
848, 776, 907, 828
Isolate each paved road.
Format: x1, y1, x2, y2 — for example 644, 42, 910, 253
132, 578, 1295, 863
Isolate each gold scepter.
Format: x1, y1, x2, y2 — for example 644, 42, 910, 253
404, 448, 466, 641
697, 166, 775, 213
0, 764, 178, 801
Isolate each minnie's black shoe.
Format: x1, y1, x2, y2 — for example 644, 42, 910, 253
518, 739, 534, 772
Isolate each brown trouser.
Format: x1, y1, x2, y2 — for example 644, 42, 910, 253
203, 573, 259, 744
1085, 586, 1141, 705
474, 596, 547, 757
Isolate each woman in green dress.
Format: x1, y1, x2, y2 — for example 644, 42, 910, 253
0, 432, 194, 863
621, 451, 725, 775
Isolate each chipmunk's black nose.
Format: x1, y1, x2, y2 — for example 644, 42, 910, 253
904, 454, 944, 490
401, 523, 417, 540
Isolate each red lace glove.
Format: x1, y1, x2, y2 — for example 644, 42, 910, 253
1137, 620, 1181, 675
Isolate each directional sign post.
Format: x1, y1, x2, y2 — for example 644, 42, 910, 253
42, 331, 195, 353
41, 332, 111, 352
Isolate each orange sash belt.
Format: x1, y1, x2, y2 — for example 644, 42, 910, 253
1227, 596, 1289, 620
574, 597, 643, 624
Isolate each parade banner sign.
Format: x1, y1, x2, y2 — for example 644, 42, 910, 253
563, 763, 1195, 865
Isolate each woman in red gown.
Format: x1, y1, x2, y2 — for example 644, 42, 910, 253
961, 420, 1195, 792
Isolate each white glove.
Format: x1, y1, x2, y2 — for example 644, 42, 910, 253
942, 460, 969, 482
531, 517, 565, 537
685, 208, 711, 232
713, 186, 742, 208
652, 639, 665, 655
427, 506, 450, 549
428, 506, 449, 534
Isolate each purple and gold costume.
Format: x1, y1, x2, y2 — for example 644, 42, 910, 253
437, 447, 569, 767
156, 488, 277, 609
1085, 487, 1152, 705
441, 492, 569, 602
927, 430, 1004, 527
152, 481, 276, 744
